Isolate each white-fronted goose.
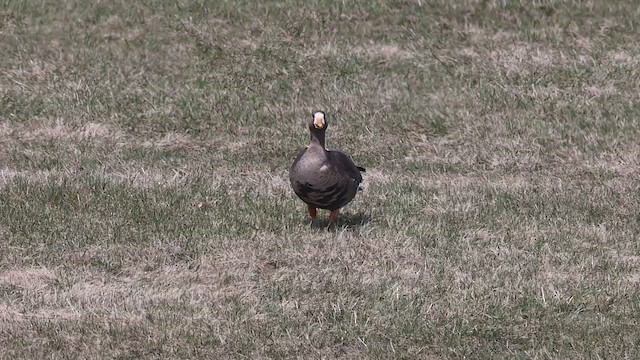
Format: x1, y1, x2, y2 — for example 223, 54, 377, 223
289, 111, 366, 227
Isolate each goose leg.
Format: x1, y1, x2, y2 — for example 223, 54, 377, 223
307, 205, 317, 219
327, 210, 339, 228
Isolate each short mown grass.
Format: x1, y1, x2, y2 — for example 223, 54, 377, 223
1, 0, 639, 358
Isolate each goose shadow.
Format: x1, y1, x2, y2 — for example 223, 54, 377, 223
309, 212, 372, 230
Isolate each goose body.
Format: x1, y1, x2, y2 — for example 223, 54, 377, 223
289, 111, 365, 226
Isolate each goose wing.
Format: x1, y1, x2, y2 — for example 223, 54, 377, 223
327, 150, 364, 184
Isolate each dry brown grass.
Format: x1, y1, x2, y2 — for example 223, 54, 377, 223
1, 0, 640, 358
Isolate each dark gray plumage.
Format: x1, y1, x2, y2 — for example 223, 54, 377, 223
289, 111, 365, 226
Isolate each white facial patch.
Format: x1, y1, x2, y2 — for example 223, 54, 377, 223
313, 112, 324, 122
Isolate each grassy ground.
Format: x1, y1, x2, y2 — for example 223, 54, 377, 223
1, 0, 639, 358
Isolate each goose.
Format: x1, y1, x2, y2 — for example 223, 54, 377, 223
289, 111, 365, 227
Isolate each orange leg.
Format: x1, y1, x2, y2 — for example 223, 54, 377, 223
328, 209, 339, 228
307, 205, 317, 219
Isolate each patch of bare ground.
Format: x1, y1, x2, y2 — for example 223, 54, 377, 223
489, 43, 565, 72
1, 120, 219, 152
0, 267, 78, 321
6, 119, 127, 143
0, 266, 56, 286
2, 59, 60, 84
309, 42, 415, 63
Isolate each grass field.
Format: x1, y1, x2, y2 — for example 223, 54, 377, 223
1, 0, 640, 358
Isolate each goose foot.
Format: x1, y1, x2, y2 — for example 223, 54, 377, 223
307, 205, 317, 219
327, 210, 339, 230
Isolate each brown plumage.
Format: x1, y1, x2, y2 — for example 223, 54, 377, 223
289, 111, 365, 227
